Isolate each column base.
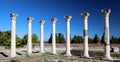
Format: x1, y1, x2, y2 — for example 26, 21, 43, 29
64, 53, 72, 57
103, 57, 113, 60
51, 53, 57, 55
10, 55, 16, 59
10, 56, 16, 59
10, 53, 16, 58
82, 55, 90, 58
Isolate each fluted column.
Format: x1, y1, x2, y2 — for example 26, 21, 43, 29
10, 13, 18, 58
81, 12, 90, 58
64, 16, 72, 56
27, 17, 33, 56
102, 9, 112, 60
39, 20, 45, 53
51, 18, 57, 55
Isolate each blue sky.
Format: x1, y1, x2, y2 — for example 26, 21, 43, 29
0, 0, 120, 41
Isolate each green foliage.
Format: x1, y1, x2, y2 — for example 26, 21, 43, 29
32, 33, 39, 43
16, 36, 22, 47
101, 33, 105, 44
71, 35, 83, 43
0, 30, 38, 49
118, 37, 120, 43
0, 30, 120, 49
21, 34, 27, 45
110, 36, 120, 43
21, 33, 38, 45
48, 34, 52, 43
88, 37, 93, 44
48, 33, 65, 43
56, 33, 65, 43
93, 34, 100, 44
0, 30, 11, 48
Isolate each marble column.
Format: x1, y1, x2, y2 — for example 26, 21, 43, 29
51, 18, 57, 55
10, 13, 18, 58
81, 12, 90, 58
101, 9, 112, 60
64, 16, 72, 56
39, 20, 45, 53
27, 17, 33, 56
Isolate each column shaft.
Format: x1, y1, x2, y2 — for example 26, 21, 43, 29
10, 13, 18, 58
40, 21, 44, 53
52, 23, 56, 54
83, 18, 89, 57
102, 9, 112, 60
104, 15, 111, 59
27, 17, 33, 56
51, 18, 57, 54
28, 22, 32, 54
11, 19, 16, 58
66, 21, 71, 55
81, 12, 89, 58
64, 16, 72, 56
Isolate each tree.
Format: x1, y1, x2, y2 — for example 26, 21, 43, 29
16, 36, 22, 47
32, 33, 38, 43
48, 34, 52, 43
93, 34, 100, 44
88, 37, 93, 44
48, 33, 65, 43
57, 33, 65, 43
118, 37, 120, 43
21, 33, 38, 45
0, 30, 11, 48
21, 34, 27, 45
110, 36, 118, 43
71, 35, 83, 43
101, 33, 105, 44
0, 30, 25, 48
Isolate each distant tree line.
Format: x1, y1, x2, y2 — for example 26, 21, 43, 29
0, 30, 38, 49
0, 30, 120, 49
48, 33, 65, 43
48, 33, 120, 44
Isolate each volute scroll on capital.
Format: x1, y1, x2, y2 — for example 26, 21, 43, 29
81, 12, 90, 17
64, 16, 72, 19
10, 13, 18, 20
64, 16, 72, 22
40, 20, 45, 24
51, 18, 57, 24
101, 9, 111, 17
27, 17, 33, 23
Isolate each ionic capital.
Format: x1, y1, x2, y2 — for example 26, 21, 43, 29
27, 17, 33, 23
39, 20, 45, 25
81, 12, 89, 19
51, 18, 57, 24
101, 9, 111, 17
64, 16, 72, 22
10, 13, 18, 20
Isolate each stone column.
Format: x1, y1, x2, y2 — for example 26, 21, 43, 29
39, 20, 45, 53
64, 16, 72, 56
10, 13, 18, 58
51, 18, 57, 55
101, 9, 112, 60
81, 12, 90, 58
27, 17, 33, 56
